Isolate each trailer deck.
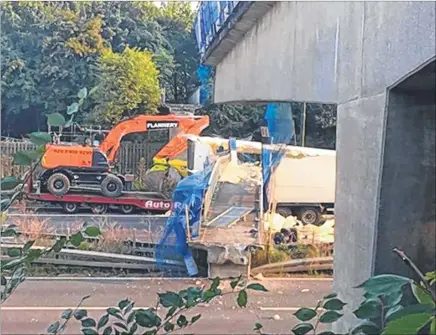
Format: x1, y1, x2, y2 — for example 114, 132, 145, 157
23, 177, 172, 215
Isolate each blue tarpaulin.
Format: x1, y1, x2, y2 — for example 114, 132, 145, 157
262, 103, 294, 210
156, 163, 214, 276
197, 65, 212, 105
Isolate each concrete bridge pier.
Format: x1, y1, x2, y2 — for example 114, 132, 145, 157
198, 1, 436, 331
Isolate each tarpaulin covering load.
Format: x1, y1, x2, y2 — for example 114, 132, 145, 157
197, 65, 212, 105
156, 163, 213, 276
262, 103, 294, 210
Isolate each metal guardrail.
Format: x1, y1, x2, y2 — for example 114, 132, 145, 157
195, 1, 241, 56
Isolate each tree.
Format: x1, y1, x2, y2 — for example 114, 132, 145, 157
1, 1, 199, 136
157, 2, 199, 103
92, 47, 161, 124
1, 2, 105, 135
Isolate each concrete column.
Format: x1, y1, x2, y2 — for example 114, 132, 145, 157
333, 62, 436, 332
332, 92, 388, 331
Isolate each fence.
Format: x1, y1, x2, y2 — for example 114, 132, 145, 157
0, 141, 166, 178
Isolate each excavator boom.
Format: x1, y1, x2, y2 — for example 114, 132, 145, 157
99, 114, 210, 163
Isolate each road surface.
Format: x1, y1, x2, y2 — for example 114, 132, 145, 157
1, 278, 332, 334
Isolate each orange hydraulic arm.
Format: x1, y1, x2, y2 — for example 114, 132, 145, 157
99, 114, 210, 164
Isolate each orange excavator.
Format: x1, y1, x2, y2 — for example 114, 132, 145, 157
38, 114, 209, 198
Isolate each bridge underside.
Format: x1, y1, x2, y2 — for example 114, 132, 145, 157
204, 1, 436, 331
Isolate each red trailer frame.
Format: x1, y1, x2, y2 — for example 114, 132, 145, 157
23, 173, 172, 215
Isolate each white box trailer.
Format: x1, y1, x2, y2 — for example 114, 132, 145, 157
271, 149, 336, 225
186, 136, 336, 225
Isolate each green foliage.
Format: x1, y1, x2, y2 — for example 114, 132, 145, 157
47, 280, 268, 334
282, 258, 435, 335
1, 1, 198, 135
323, 298, 347, 311
383, 313, 431, 335
157, 2, 199, 103
426, 271, 436, 286
12, 151, 38, 166
1, 2, 100, 135
93, 47, 161, 123
47, 113, 67, 127
0, 176, 21, 190
13, 140, 45, 166
292, 323, 314, 335
294, 308, 318, 322
199, 103, 266, 139
28, 132, 52, 146
159, 2, 194, 31
237, 289, 248, 308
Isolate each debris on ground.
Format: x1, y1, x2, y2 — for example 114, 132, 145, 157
268, 213, 335, 245
295, 219, 335, 244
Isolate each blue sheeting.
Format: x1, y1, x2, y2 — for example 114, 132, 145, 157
197, 64, 212, 105
262, 103, 294, 210
156, 163, 214, 276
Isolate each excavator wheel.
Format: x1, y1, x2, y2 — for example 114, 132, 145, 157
101, 174, 123, 198
47, 173, 71, 196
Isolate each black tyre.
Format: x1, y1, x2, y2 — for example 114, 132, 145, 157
91, 204, 108, 215
277, 207, 292, 218
47, 173, 71, 196
120, 204, 135, 214
298, 207, 322, 226
62, 202, 78, 214
101, 174, 123, 198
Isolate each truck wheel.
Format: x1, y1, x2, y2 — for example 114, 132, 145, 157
120, 204, 134, 214
298, 207, 322, 226
101, 175, 123, 198
62, 202, 78, 214
277, 207, 292, 218
91, 204, 107, 215
47, 173, 71, 196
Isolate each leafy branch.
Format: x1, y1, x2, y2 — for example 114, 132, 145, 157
254, 249, 435, 335
393, 247, 436, 302
47, 275, 268, 335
